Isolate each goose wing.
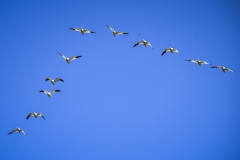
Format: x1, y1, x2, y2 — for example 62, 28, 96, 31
115, 31, 128, 35
200, 61, 211, 65
161, 48, 170, 56
69, 56, 82, 61
54, 78, 64, 82
133, 41, 143, 47
26, 112, 34, 120
186, 59, 198, 63
50, 89, 60, 94
38, 113, 45, 120
45, 77, 52, 81
226, 68, 234, 72
106, 25, 114, 32
173, 48, 179, 53
69, 28, 80, 31
20, 130, 26, 135
40, 90, 48, 94
58, 52, 67, 60
83, 29, 95, 34
211, 66, 222, 69
8, 129, 18, 135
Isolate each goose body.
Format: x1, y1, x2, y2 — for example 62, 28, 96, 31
106, 25, 128, 37
186, 58, 211, 66
58, 52, 82, 64
211, 66, 234, 73
133, 39, 153, 49
69, 27, 95, 35
40, 89, 60, 98
8, 127, 25, 135
26, 112, 45, 120
162, 47, 180, 56
46, 77, 64, 85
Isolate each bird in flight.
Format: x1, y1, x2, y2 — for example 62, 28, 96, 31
186, 58, 211, 66
133, 39, 153, 49
69, 26, 96, 35
211, 66, 234, 73
40, 89, 60, 98
26, 112, 45, 120
162, 47, 180, 56
46, 77, 64, 85
106, 25, 128, 37
58, 52, 82, 64
8, 128, 25, 135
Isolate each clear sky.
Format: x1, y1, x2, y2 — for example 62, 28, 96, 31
0, 0, 240, 159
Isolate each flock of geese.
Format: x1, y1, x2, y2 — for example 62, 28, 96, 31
8, 25, 234, 136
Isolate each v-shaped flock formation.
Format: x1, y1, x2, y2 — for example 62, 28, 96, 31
8, 25, 235, 136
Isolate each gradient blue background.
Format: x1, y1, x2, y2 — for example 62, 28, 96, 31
0, 0, 240, 159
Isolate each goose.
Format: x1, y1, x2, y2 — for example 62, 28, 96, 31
106, 25, 128, 37
26, 112, 45, 120
211, 66, 234, 73
46, 77, 64, 85
40, 89, 60, 98
69, 27, 96, 35
133, 39, 153, 49
162, 47, 180, 56
8, 128, 25, 135
186, 58, 211, 66
58, 52, 82, 64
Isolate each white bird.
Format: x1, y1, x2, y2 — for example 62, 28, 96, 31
211, 66, 234, 73
8, 127, 25, 135
133, 39, 153, 49
186, 58, 211, 66
69, 27, 96, 35
26, 112, 45, 120
39, 89, 60, 98
58, 52, 82, 64
162, 47, 180, 56
106, 25, 128, 37
46, 77, 64, 85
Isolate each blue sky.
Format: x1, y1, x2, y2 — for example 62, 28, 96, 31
0, 0, 240, 159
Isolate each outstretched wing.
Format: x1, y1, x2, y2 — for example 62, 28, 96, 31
40, 90, 48, 94
58, 52, 67, 60
21, 130, 26, 135
133, 41, 143, 47
50, 89, 60, 95
161, 48, 170, 56
211, 66, 221, 69
26, 113, 33, 120
201, 61, 211, 65
106, 25, 114, 32
186, 60, 198, 63
38, 113, 45, 120
69, 56, 82, 61
115, 31, 128, 35
45, 77, 52, 81
8, 129, 17, 135
54, 78, 64, 82
226, 68, 234, 73
83, 29, 96, 34
69, 28, 80, 31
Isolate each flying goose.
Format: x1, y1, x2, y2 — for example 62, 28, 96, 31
69, 27, 96, 35
162, 47, 180, 56
8, 128, 25, 135
133, 39, 153, 49
26, 112, 45, 120
211, 66, 234, 73
40, 89, 60, 98
46, 77, 64, 85
186, 58, 211, 66
58, 52, 82, 64
106, 25, 128, 37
